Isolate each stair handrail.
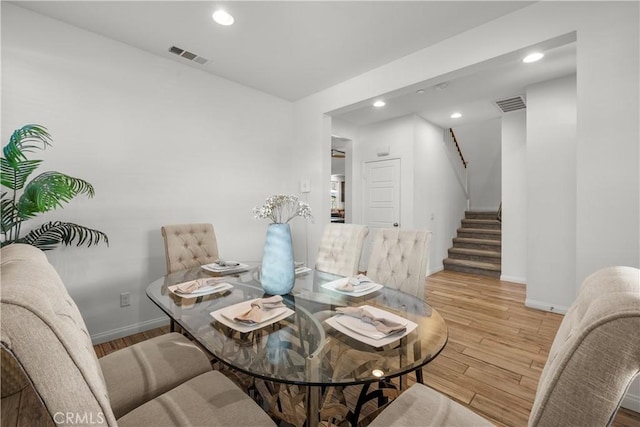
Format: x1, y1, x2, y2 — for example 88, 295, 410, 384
449, 128, 468, 168
443, 128, 469, 201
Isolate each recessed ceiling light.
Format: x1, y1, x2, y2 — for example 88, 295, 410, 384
212, 9, 234, 26
416, 89, 425, 94
523, 52, 544, 63
373, 100, 386, 108
450, 112, 462, 119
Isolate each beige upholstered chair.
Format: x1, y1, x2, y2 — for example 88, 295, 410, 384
315, 223, 369, 277
365, 228, 431, 298
0, 244, 275, 427
161, 223, 219, 274
369, 265, 640, 427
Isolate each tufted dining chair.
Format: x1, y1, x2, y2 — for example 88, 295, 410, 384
315, 223, 369, 277
365, 228, 431, 299
1, 244, 276, 427
161, 223, 220, 332
161, 223, 219, 274
369, 265, 640, 427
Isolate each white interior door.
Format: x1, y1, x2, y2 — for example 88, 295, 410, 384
363, 158, 401, 229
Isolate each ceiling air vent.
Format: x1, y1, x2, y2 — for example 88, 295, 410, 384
168, 45, 209, 65
495, 95, 526, 113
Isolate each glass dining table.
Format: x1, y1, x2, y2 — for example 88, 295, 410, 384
146, 265, 448, 427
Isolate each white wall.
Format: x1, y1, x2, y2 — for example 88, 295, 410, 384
413, 116, 468, 274
2, 4, 294, 342
501, 111, 527, 284
526, 75, 577, 312
575, 5, 640, 288
453, 118, 502, 211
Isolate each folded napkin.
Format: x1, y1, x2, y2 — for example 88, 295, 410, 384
215, 259, 240, 267
233, 295, 286, 324
336, 307, 406, 335
175, 278, 224, 294
336, 274, 373, 292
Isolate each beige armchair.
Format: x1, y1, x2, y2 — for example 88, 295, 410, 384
315, 223, 369, 277
161, 223, 219, 274
369, 266, 640, 427
365, 228, 431, 298
0, 244, 275, 427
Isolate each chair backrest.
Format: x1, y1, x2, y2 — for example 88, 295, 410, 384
315, 223, 369, 277
161, 223, 219, 274
529, 266, 640, 427
365, 228, 431, 298
0, 244, 117, 426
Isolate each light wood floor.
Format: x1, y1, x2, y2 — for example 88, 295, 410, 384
94, 270, 640, 427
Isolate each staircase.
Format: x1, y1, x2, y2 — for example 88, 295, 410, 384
443, 211, 501, 278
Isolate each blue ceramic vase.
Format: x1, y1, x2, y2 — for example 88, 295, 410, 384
260, 223, 295, 295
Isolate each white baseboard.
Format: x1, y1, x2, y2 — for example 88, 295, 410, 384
90, 317, 169, 344
427, 265, 444, 276
525, 298, 569, 315
500, 274, 527, 284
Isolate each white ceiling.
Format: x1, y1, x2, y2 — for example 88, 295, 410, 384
13, 1, 534, 101
11, 1, 575, 129
334, 37, 576, 128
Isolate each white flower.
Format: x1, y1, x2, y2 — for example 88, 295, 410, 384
252, 194, 313, 224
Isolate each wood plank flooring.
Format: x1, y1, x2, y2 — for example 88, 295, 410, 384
92, 270, 640, 427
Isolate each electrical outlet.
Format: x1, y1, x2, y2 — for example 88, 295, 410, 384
120, 292, 131, 307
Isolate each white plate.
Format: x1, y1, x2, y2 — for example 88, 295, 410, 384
325, 305, 417, 347
168, 281, 234, 297
321, 278, 384, 296
201, 262, 249, 274
210, 299, 294, 333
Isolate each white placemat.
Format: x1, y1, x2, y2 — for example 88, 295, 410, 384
168, 281, 234, 297
210, 298, 294, 333
321, 278, 384, 296
325, 305, 417, 347
201, 262, 250, 274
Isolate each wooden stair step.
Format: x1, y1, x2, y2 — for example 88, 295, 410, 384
448, 247, 501, 262
461, 219, 502, 230
443, 258, 501, 278
465, 211, 499, 220
452, 237, 501, 251
457, 228, 501, 240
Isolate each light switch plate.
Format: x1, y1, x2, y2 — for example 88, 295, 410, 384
300, 179, 311, 193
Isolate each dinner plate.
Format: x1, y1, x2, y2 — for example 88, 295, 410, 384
321, 278, 384, 296
325, 305, 417, 347
335, 315, 403, 340
210, 299, 294, 333
201, 262, 249, 274
168, 281, 233, 297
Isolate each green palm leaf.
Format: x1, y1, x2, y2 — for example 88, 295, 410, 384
17, 171, 95, 219
3, 124, 51, 169
1, 192, 18, 234
18, 221, 109, 251
1, 158, 43, 190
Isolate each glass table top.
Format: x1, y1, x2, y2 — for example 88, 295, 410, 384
146, 265, 448, 387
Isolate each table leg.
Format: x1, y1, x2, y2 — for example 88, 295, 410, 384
306, 385, 320, 427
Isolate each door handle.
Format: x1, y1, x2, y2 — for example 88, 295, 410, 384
393, 222, 399, 227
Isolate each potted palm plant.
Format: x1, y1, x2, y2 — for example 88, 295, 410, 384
1, 124, 108, 251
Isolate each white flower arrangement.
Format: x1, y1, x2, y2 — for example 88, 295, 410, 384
252, 194, 313, 224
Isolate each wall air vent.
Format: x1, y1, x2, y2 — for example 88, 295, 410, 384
168, 45, 208, 65
495, 95, 526, 113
